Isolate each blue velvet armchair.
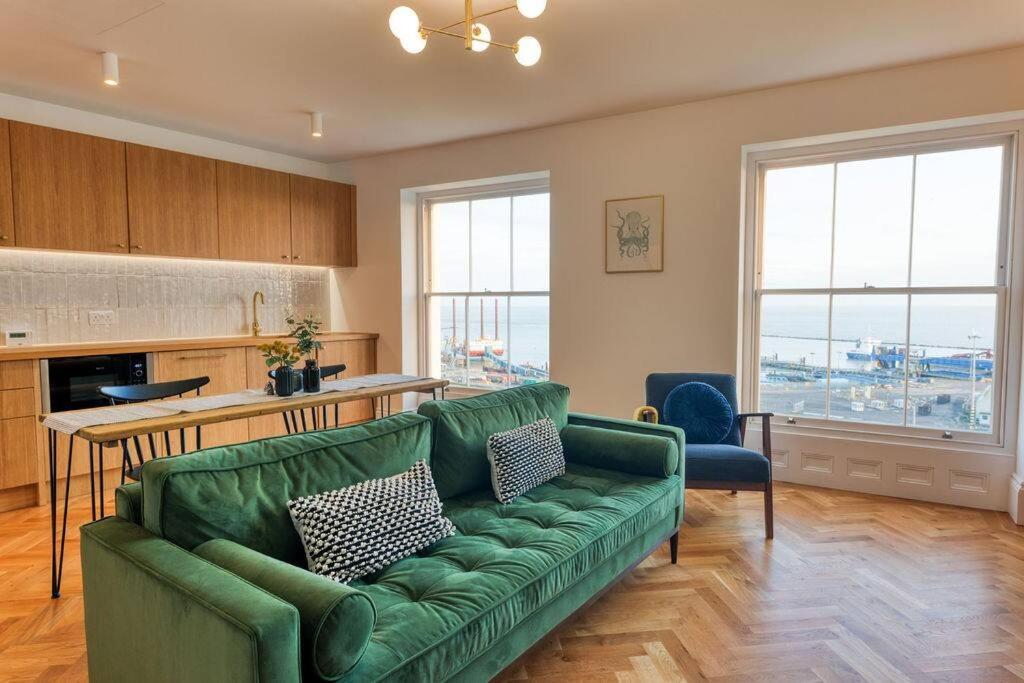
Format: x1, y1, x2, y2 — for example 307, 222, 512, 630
636, 373, 774, 538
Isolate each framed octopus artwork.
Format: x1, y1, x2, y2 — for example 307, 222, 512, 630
604, 194, 664, 273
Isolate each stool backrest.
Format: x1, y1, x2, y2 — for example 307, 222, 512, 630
99, 376, 210, 404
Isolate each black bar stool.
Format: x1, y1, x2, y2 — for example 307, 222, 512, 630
99, 376, 210, 483
271, 363, 347, 434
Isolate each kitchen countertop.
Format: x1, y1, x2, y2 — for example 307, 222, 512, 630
0, 332, 379, 361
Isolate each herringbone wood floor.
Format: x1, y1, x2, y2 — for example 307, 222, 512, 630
2, 485, 1024, 682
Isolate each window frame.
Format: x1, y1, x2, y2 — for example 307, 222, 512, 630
417, 179, 551, 394
741, 122, 1021, 449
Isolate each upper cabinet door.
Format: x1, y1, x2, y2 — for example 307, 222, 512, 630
216, 161, 291, 263
289, 175, 357, 267
10, 122, 128, 253
0, 120, 14, 247
127, 144, 218, 259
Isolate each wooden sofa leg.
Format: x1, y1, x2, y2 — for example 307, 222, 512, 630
669, 531, 679, 564
764, 480, 774, 539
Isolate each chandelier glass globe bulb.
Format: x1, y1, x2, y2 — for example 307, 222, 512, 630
516, 0, 547, 19
514, 36, 541, 66
471, 23, 491, 52
389, 6, 420, 39
400, 31, 428, 54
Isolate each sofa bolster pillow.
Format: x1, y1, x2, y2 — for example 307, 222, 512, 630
560, 424, 679, 478
194, 538, 376, 681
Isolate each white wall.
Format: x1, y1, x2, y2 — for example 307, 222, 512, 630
332, 46, 1024, 511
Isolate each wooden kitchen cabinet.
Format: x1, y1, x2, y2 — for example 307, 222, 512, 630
319, 339, 376, 423
0, 120, 14, 247
127, 144, 219, 259
290, 175, 357, 267
9, 122, 129, 253
217, 161, 292, 263
0, 416, 38, 489
152, 347, 249, 449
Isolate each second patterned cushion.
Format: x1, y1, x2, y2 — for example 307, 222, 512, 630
486, 417, 566, 504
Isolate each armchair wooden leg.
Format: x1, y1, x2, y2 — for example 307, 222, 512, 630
764, 480, 774, 539
669, 531, 679, 564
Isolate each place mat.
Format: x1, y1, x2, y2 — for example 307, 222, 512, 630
42, 374, 433, 435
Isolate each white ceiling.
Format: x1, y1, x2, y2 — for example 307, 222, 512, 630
0, 0, 1022, 162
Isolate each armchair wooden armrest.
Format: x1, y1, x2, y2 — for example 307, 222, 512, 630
633, 405, 659, 424
736, 412, 774, 460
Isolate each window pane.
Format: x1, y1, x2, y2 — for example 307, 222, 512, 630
910, 294, 997, 434
471, 197, 511, 292
911, 146, 1004, 287
832, 156, 913, 288
466, 296, 509, 390
829, 294, 907, 426
429, 202, 469, 292
759, 295, 828, 418
512, 193, 550, 291
762, 164, 834, 289
431, 296, 467, 385
509, 297, 549, 387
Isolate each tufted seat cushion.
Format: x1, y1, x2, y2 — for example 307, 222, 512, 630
337, 463, 681, 681
686, 444, 770, 483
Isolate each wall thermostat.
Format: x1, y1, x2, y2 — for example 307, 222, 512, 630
4, 330, 32, 347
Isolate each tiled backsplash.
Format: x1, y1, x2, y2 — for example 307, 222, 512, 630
0, 250, 330, 344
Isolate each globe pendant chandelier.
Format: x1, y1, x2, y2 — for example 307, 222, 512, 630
388, 0, 546, 67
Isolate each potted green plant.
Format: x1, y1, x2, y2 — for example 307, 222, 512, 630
258, 340, 302, 397
287, 312, 324, 393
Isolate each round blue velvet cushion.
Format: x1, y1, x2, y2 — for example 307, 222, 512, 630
663, 382, 734, 444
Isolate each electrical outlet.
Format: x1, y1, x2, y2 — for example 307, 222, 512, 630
88, 310, 116, 326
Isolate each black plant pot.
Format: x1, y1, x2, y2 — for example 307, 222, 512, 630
303, 359, 321, 393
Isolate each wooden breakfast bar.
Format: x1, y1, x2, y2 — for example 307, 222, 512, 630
42, 375, 448, 598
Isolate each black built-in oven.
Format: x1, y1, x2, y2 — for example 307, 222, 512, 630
41, 353, 150, 413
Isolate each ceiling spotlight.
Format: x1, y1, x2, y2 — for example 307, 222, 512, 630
471, 23, 490, 52
389, 6, 420, 39
516, 0, 547, 19
514, 36, 541, 67
310, 112, 324, 138
101, 52, 119, 86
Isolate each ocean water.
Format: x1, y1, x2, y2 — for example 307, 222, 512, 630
437, 296, 549, 368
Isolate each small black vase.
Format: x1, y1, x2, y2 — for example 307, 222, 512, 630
273, 367, 301, 397
303, 359, 321, 393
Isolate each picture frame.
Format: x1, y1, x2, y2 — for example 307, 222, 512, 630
604, 194, 664, 273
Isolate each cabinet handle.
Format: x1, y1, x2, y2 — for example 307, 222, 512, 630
132, 244, 142, 250
281, 255, 288, 259
177, 353, 228, 360
293, 255, 302, 261
0, 235, 8, 241
116, 243, 127, 248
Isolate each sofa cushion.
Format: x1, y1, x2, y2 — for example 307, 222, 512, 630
486, 417, 565, 504
418, 383, 570, 499
686, 443, 770, 483
339, 463, 681, 681
195, 538, 377, 680
142, 412, 433, 565
288, 459, 456, 583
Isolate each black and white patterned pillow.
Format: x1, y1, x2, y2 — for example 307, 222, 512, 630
486, 417, 566, 504
287, 459, 455, 583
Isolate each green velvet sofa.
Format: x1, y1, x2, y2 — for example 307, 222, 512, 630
80, 383, 684, 682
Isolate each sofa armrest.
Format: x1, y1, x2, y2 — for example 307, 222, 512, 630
195, 538, 376, 681
115, 482, 143, 523
561, 414, 684, 479
81, 517, 301, 683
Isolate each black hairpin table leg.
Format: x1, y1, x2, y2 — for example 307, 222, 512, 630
49, 428, 74, 599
